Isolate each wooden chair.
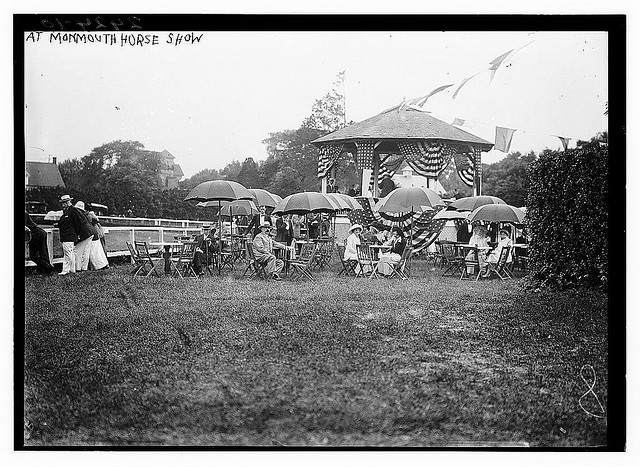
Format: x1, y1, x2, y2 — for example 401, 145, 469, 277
441, 243, 464, 277
460, 246, 483, 281
289, 242, 318, 280
487, 245, 514, 280
172, 241, 199, 278
243, 241, 268, 280
389, 245, 413, 280
336, 244, 357, 277
356, 243, 379, 279
129, 241, 161, 278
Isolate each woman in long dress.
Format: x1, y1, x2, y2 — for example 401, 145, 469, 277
377, 227, 407, 276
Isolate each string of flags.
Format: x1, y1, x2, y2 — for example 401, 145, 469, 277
398, 34, 574, 152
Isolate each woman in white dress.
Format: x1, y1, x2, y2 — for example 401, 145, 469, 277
344, 224, 363, 261
484, 229, 513, 277
377, 227, 407, 276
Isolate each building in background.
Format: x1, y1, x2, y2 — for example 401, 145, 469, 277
25, 159, 66, 190
157, 149, 184, 190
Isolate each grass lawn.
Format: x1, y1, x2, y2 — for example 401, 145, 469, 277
23, 258, 608, 447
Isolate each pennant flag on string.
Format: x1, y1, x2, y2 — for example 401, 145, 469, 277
489, 49, 514, 83
557, 136, 570, 151
452, 118, 465, 126
415, 84, 454, 107
495, 127, 517, 152
452, 73, 480, 99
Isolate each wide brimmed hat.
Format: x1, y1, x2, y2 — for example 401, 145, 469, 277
59, 194, 73, 203
349, 223, 363, 232
499, 229, 510, 236
260, 222, 272, 228
74, 201, 85, 210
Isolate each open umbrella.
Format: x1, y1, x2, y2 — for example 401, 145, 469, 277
324, 193, 352, 211
467, 204, 525, 224
197, 199, 259, 217
332, 193, 363, 211
185, 180, 254, 274
374, 187, 444, 242
273, 192, 339, 239
450, 195, 505, 212
433, 209, 469, 221
248, 188, 282, 208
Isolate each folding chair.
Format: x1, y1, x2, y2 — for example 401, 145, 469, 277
356, 244, 380, 279
460, 246, 483, 281
129, 241, 161, 278
441, 244, 464, 277
389, 245, 413, 280
243, 241, 268, 280
289, 242, 317, 280
487, 245, 514, 280
336, 244, 356, 276
172, 241, 199, 278
316, 240, 335, 269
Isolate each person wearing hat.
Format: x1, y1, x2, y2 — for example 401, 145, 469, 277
252, 222, 291, 280
377, 227, 407, 276
362, 225, 381, 244
467, 224, 490, 274
72, 201, 98, 271
484, 228, 513, 278
56, 195, 92, 275
344, 224, 363, 262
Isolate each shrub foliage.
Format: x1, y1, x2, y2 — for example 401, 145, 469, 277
526, 140, 608, 289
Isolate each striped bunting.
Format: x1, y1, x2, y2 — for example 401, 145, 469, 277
453, 151, 475, 187
317, 144, 344, 178
347, 197, 448, 253
396, 141, 454, 178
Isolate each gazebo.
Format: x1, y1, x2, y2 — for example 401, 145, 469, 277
312, 106, 494, 197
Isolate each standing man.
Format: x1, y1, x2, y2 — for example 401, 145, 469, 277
56, 194, 92, 275
25, 211, 54, 274
247, 205, 272, 237
327, 177, 338, 193
252, 222, 291, 280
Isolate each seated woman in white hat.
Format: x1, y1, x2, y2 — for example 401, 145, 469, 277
344, 224, 363, 262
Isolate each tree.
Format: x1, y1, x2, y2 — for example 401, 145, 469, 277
481, 151, 537, 206
180, 168, 221, 190
237, 157, 261, 189
58, 158, 83, 192
304, 70, 347, 132
266, 167, 303, 197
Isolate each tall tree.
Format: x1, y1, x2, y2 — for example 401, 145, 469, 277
482, 151, 537, 206
180, 168, 221, 190
237, 157, 261, 188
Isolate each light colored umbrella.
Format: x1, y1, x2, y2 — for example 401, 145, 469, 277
467, 204, 526, 224
185, 180, 254, 274
450, 195, 506, 212
324, 193, 353, 211
332, 193, 363, 211
44, 210, 62, 222
248, 188, 282, 208
433, 209, 470, 220
374, 187, 444, 241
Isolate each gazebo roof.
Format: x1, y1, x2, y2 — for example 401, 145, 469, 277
312, 107, 494, 150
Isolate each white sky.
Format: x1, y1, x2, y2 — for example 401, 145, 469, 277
24, 30, 608, 177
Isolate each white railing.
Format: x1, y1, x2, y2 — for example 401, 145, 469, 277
25, 225, 204, 266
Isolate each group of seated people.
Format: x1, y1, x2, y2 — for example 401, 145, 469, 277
467, 224, 513, 277
344, 223, 407, 276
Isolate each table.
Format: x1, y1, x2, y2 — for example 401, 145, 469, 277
368, 244, 391, 261
149, 241, 182, 274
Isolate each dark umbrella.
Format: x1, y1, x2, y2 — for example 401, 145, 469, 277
450, 195, 505, 212
185, 180, 253, 274
248, 188, 283, 208
332, 193, 363, 211
374, 186, 444, 243
273, 192, 339, 239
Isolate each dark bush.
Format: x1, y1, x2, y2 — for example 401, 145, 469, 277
526, 140, 608, 290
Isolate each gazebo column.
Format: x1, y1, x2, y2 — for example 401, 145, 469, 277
321, 177, 328, 194
371, 152, 380, 198
473, 149, 483, 196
